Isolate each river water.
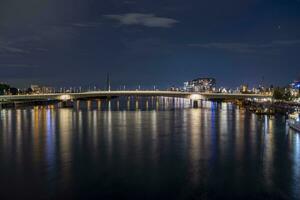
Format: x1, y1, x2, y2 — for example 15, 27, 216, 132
0, 98, 299, 199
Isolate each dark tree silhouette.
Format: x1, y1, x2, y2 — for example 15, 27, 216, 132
9, 87, 19, 95
273, 87, 292, 101
0, 83, 10, 95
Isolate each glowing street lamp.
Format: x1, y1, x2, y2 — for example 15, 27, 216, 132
59, 94, 72, 101
190, 94, 202, 100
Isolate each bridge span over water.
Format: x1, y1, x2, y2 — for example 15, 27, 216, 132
0, 90, 272, 104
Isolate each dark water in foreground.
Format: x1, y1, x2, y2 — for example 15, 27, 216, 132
0, 99, 300, 200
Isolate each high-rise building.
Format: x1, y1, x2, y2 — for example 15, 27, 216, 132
290, 80, 300, 97
291, 80, 300, 89
183, 78, 216, 92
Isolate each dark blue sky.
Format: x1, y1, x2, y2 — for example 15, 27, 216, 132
0, 0, 300, 89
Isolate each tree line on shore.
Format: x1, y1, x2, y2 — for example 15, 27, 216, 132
0, 83, 33, 95
272, 87, 296, 101
0, 83, 12, 95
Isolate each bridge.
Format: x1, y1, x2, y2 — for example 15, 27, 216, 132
0, 90, 272, 105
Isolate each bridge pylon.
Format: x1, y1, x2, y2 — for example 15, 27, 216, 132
106, 73, 111, 91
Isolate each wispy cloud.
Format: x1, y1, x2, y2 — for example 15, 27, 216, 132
189, 40, 300, 54
0, 36, 44, 55
72, 22, 103, 28
103, 13, 178, 28
0, 24, 80, 56
0, 41, 27, 54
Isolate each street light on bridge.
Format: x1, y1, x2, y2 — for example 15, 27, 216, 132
190, 94, 202, 100
59, 94, 72, 101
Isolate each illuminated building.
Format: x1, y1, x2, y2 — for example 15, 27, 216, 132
183, 78, 216, 92
240, 85, 249, 93
291, 80, 300, 89
31, 85, 55, 94
290, 80, 300, 97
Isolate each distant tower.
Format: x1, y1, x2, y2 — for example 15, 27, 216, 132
106, 73, 111, 91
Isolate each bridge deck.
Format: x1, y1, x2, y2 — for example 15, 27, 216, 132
0, 90, 272, 103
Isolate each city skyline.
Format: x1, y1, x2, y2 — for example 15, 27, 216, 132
1, 1, 300, 87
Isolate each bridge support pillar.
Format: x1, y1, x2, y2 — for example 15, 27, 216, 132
62, 100, 74, 108
107, 99, 111, 110
97, 100, 101, 110
117, 100, 120, 110
200, 99, 203, 108
135, 99, 139, 110
76, 101, 80, 109
193, 100, 199, 108
127, 98, 130, 110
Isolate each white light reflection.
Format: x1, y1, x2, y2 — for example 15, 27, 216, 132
291, 133, 300, 198
77, 110, 83, 142
45, 108, 56, 176
262, 115, 275, 189
97, 100, 101, 110
58, 109, 73, 184
92, 110, 100, 152
119, 111, 128, 160
235, 109, 245, 160
188, 109, 201, 184
134, 110, 142, 150
106, 107, 113, 160
16, 109, 22, 165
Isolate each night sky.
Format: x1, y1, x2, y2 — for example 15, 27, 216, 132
0, 0, 300, 89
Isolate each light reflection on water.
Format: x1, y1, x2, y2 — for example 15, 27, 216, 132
0, 98, 299, 199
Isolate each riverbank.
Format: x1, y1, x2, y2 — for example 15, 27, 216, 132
244, 100, 300, 115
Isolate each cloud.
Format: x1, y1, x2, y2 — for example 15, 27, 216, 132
272, 40, 300, 45
0, 36, 43, 55
0, 41, 27, 54
189, 40, 300, 54
103, 13, 178, 28
72, 22, 102, 28
0, 24, 81, 56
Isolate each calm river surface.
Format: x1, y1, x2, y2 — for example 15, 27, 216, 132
0, 98, 299, 199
